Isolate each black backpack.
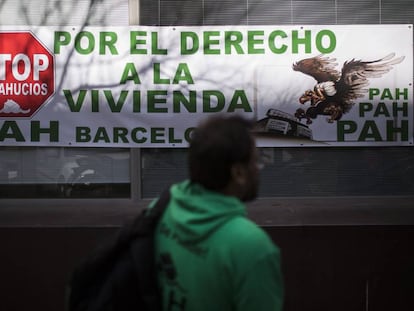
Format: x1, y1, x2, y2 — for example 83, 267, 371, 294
66, 188, 170, 311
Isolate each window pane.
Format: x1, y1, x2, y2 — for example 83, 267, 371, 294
141, 147, 414, 198
0, 147, 130, 198
259, 147, 414, 197
141, 148, 188, 198
0, 0, 129, 26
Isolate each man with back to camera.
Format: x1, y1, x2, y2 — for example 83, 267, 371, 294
154, 114, 284, 311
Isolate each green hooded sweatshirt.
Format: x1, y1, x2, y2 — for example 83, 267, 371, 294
155, 180, 283, 311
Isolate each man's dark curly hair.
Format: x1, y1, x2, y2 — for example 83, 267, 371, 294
188, 114, 255, 191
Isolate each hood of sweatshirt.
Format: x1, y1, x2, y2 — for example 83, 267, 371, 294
162, 180, 246, 244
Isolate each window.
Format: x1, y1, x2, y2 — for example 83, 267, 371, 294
0, 147, 130, 198
1, 0, 413, 209
0, 0, 128, 26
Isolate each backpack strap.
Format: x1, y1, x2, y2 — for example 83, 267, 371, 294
149, 187, 171, 218
124, 186, 171, 238
129, 187, 171, 310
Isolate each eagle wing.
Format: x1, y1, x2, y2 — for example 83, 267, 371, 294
337, 53, 405, 112
292, 55, 341, 83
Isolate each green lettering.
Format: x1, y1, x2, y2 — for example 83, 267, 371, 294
358, 120, 382, 141
184, 127, 195, 142
168, 128, 182, 144
393, 102, 408, 117
148, 90, 168, 112
64, 89, 87, 112
395, 88, 408, 100
359, 102, 373, 117
151, 32, 168, 55
369, 88, 380, 100
54, 31, 71, 54
173, 90, 196, 112
373, 102, 390, 117
99, 32, 118, 55
381, 88, 393, 100
181, 32, 199, 55
75, 31, 95, 55
93, 127, 110, 143
31, 121, 59, 142
91, 90, 99, 112
224, 31, 244, 54
151, 127, 165, 143
131, 127, 147, 143
0, 121, 25, 142
228, 90, 252, 112
248, 31, 265, 54
337, 120, 357, 141
104, 90, 128, 112
113, 127, 129, 143
76, 127, 91, 142
292, 30, 311, 54
315, 30, 336, 53
204, 31, 220, 55
153, 63, 170, 84
203, 90, 225, 112
133, 90, 141, 112
120, 63, 141, 84
173, 63, 194, 84
387, 120, 408, 141
269, 30, 287, 54
130, 31, 147, 54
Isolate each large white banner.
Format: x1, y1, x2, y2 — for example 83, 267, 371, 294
0, 25, 412, 147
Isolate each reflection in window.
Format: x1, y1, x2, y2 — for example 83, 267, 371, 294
141, 148, 188, 198
141, 147, 414, 198
0, 147, 130, 198
259, 147, 414, 197
0, 0, 129, 26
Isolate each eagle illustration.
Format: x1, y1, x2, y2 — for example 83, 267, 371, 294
292, 53, 404, 124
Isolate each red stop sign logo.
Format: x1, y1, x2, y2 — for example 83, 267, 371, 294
0, 32, 54, 118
